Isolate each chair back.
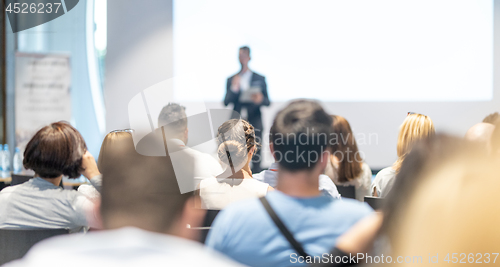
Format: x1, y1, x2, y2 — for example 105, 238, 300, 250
336, 185, 356, 199
0, 228, 69, 265
11, 174, 33, 186
188, 210, 220, 244
364, 196, 385, 210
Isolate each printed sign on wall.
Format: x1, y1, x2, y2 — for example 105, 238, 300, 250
15, 53, 72, 150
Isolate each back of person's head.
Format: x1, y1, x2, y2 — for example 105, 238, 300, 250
389, 141, 500, 264
330, 115, 363, 182
98, 130, 193, 234
157, 103, 187, 138
483, 112, 500, 125
394, 113, 435, 172
23, 121, 87, 179
382, 134, 471, 241
216, 119, 256, 172
270, 99, 332, 171
97, 130, 135, 172
239, 46, 250, 56
464, 122, 495, 153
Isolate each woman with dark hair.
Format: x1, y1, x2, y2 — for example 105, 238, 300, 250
324, 115, 372, 201
0, 122, 102, 232
199, 119, 273, 209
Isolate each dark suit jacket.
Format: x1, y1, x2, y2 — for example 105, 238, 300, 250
224, 72, 270, 132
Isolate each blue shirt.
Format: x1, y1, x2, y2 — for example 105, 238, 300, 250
206, 190, 373, 267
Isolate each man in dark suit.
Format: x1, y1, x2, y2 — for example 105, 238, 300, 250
224, 46, 270, 172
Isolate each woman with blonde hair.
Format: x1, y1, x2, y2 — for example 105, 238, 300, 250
199, 119, 273, 210
371, 113, 434, 197
324, 115, 372, 201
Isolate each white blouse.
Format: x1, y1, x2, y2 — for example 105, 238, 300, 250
199, 178, 269, 210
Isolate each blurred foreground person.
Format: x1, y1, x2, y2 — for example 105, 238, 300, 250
381, 135, 470, 244
464, 122, 495, 153
4, 130, 243, 267
313, 135, 486, 266
0, 122, 101, 232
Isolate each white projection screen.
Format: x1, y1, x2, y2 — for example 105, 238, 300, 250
173, 0, 493, 102
105, 0, 500, 169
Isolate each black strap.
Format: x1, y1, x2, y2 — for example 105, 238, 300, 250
259, 197, 310, 258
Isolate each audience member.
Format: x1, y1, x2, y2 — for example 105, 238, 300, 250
464, 122, 495, 153
371, 113, 434, 197
4, 130, 243, 267
381, 135, 470, 245
313, 135, 479, 267
0, 122, 102, 232
492, 120, 500, 156
199, 119, 272, 209
253, 122, 339, 198
482, 112, 500, 125
206, 100, 372, 267
158, 103, 223, 189
324, 115, 371, 201
387, 139, 499, 266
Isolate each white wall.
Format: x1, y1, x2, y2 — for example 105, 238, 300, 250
106, 0, 500, 169
105, 0, 173, 132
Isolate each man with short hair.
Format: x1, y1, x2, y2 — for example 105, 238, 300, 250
206, 100, 373, 267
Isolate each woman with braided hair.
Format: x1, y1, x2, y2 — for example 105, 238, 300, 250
199, 119, 273, 210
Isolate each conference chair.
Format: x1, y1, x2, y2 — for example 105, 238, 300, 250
10, 174, 33, 186
364, 196, 385, 210
336, 185, 356, 199
188, 209, 220, 244
0, 228, 69, 265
